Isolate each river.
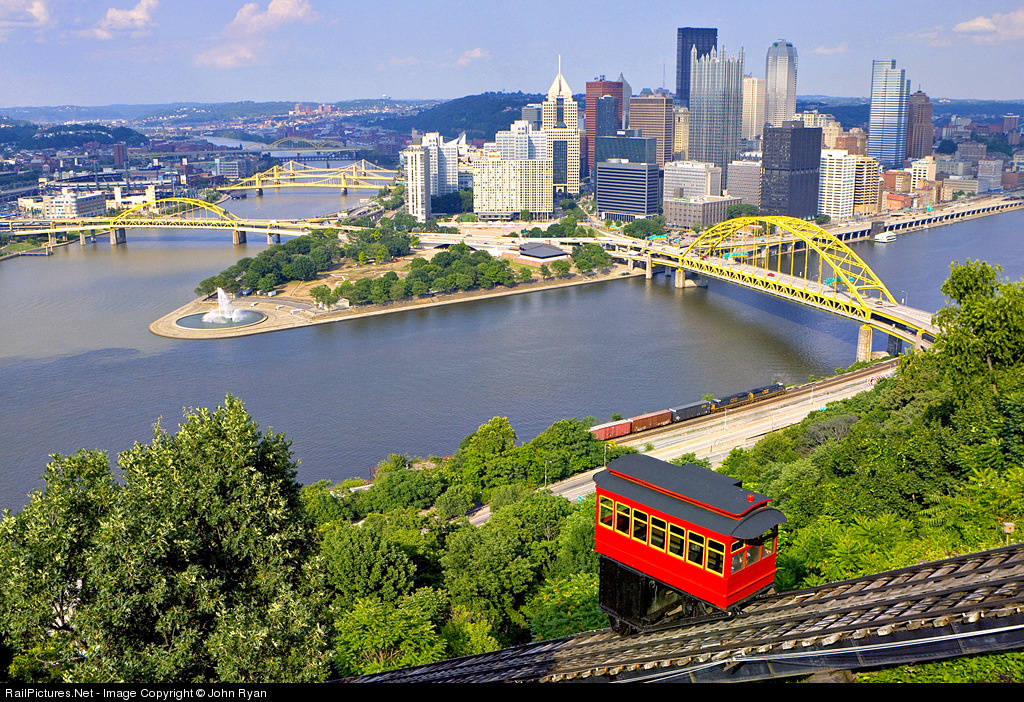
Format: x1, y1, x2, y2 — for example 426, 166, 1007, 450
1, 197, 1022, 511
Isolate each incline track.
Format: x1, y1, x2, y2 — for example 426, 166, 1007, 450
351, 544, 1024, 683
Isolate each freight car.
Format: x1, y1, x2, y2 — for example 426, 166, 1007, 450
594, 454, 785, 634
591, 382, 787, 442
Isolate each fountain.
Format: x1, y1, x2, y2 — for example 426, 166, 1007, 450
176, 288, 266, 330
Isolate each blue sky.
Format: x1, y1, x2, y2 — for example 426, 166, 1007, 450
1, 0, 1022, 108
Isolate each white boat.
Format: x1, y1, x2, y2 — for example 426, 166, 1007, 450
874, 232, 896, 243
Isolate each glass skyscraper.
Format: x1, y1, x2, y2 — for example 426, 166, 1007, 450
676, 27, 717, 107
688, 45, 744, 174
765, 40, 798, 128
868, 59, 911, 168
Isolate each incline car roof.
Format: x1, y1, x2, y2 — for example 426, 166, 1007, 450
595, 454, 785, 537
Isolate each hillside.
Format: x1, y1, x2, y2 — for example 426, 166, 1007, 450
360, 91, 551, 141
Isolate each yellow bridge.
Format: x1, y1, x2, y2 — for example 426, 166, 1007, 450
4, 198, 336, 246
601, 216, 937, 359
220, 160, 398, 193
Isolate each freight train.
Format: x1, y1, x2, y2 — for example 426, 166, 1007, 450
589, 382, 787, 441
594, 454, 786, 634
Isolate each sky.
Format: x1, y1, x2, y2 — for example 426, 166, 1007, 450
1, 0, 1022, 108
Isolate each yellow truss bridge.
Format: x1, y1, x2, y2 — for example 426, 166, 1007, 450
267, 137, 352, 151
603, 216, 937, 358
7, 197, 321, 246
221, 160, 398, 193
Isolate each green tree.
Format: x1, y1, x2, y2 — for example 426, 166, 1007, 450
4, 397, 331, 683
0, 451, 118, 682
551, 260, 571, 277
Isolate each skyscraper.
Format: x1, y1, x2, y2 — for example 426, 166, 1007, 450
542, 61, 581, 196
402, 145, 431, 223
868, 59, 911, 168
585, 76, 624, 172
764, 40, 798, 127
676, 27, 717, 107
628, 90, 674, 167
761, 122, 821, 219
906, 90, 933, 160
688, 45, 744, 174
742, 76, 766, 141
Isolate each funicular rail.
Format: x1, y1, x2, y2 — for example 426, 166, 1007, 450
350, 544, 1024, 683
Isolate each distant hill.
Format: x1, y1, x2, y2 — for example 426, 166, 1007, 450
361, 92, 549, 141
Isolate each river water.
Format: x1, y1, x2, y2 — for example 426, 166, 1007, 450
2, 196, 1022, 511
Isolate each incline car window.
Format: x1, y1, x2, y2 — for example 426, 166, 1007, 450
632, 509, 649, 543
599, 497, 613, 528
615, 503, 630, 534
650, 517, 667, 550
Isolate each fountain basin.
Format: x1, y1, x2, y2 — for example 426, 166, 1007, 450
176, 310, 266, 329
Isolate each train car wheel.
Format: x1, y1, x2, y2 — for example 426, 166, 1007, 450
609, 616, 636, 636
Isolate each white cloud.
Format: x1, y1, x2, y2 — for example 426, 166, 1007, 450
194, 40, 263, 69
224, 0, 317, 37
79, 0, 158, 40
810, 44, 847, 55
954, 7, 1024, 42
0, 0, 49, 31
455, 47, 490, 67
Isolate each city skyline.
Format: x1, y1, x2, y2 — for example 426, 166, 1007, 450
0, 1, 1022, 108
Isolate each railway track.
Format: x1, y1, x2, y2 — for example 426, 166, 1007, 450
615, 357, 899, 454
351, 544, 1024, 683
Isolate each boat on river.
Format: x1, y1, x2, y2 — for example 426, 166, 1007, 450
874, 232, 896, 243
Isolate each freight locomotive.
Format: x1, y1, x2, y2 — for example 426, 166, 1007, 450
594, 454, 785, 634
589, 382, 786, 441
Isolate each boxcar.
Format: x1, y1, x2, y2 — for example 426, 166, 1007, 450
594, 454, 785, 633
629, 410, 672, 433
589, 419, 633, 441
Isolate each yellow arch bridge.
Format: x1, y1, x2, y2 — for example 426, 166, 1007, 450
603, 216, 937, 360
220, 160, 398, 193
4, 198, 334, 246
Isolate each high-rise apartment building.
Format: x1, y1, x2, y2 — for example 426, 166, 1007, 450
688, 45, 744, 174
420, 132, 460, 197
818, 149, 856, 221
765, 40, 798, 128
542, 64, 581, 196
742, 76, 766, 141
853, 155, 882, 215
628, 90, 674, 167
473, 156, 553, 220
761, 121, 821, 218
402, 145, 431, 223
494, 120, 548, 160
868, 59, 911, 168
676, 27, 717, 107
906, 90, 933, 160
585, 77, 624, 172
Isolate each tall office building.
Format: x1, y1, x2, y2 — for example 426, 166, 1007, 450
585, 77, 624, 172
595, 129, 657, 164
688, 45, 744, 174
676, 27, 717, 107
868, 59, 911, 168
663, 160, 722, 199
494, 120, 548, 160
726, 159, 762, 207
742, 76, 766, 140
542, 62, 581, 196
618, 73, 632, 128
628, 90, 674, 166
595, 160, 660, 222
761, 121, 821, 218
673, 106, 690, 160
906, 90, 933, 160
853, 155, 882, 215
402, 145, 431, 223
764, 40, 798, 127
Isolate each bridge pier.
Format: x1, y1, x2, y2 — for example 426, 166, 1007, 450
887, 334, 904, 357
48, 231, 57, 247
267, 232, 280, 245
856, 325, 873, 363
645, 254, 653, 279
256, 188, 263, 197
674, 270, 708, 288
110, 228, 126, 246
233, 230, 247, 245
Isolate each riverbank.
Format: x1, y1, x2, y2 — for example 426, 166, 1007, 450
150, 263, 643, 339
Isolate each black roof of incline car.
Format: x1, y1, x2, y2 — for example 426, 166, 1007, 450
595, 454, 786, 540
